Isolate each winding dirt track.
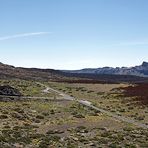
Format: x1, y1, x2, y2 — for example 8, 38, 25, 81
38, 83, 148, 129
1, 82, 148, 129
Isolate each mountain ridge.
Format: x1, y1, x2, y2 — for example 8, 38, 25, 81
64, 61, 148, 77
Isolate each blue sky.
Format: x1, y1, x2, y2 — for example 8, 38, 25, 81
0, 0, 148, 69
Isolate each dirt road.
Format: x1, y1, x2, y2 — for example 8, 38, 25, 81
39, 82, 148, 129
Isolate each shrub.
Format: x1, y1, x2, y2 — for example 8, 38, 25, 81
36, 115, 44, 119
0, 114, 8, 119
73, 114, 85, 118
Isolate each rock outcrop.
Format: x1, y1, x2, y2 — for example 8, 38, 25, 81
0, 85, 22, 96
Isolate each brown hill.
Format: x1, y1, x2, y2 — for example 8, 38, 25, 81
0, 62, 64, 81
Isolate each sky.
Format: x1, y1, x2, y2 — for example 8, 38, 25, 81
0, 0, 148, 70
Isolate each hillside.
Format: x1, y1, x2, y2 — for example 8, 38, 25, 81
0, 62, 64, 81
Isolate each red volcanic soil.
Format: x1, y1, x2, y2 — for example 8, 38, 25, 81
122, 84, 148, 105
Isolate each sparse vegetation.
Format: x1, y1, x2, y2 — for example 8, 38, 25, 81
0, 79, 148, 147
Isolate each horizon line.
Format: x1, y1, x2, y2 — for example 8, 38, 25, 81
0, 61, 147, 70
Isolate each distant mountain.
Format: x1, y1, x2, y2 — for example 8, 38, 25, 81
65, 62, 148, 77
1, 62, 148, 83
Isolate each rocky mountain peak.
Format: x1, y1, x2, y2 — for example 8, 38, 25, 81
142, 61, 148, 67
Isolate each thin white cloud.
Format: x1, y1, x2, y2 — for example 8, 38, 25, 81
0, 32, 51, 41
